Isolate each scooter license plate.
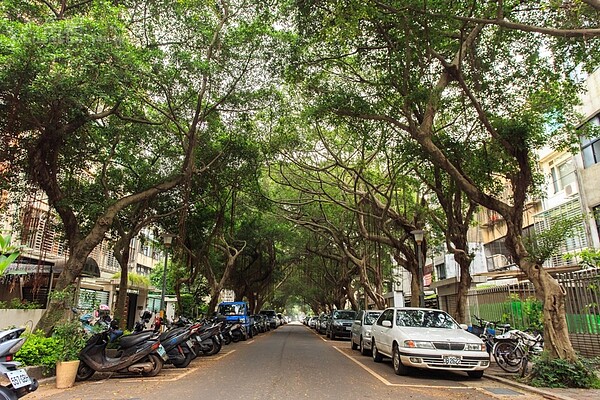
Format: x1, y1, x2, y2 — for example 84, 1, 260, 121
157, 344, 169, 361
186, 339, 194, 349
6, 369, 32, 389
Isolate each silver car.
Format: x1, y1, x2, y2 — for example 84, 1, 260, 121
351, 310, 382, 355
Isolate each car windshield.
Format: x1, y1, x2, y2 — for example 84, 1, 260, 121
218, 304, 245, 316
333, 311, 356, 320
364, 312, 381, 325
396, 309, 460, 329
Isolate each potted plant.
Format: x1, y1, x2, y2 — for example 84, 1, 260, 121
52, 319, 86, 388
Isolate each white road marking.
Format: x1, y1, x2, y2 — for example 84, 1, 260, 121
333, 346, 470, 389
89, 350, 237, 383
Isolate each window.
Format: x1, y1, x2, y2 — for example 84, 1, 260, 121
377, 309, 394, 326
551, 158, 576, 194
580, 114, 600, 168
435, 263, 446, 280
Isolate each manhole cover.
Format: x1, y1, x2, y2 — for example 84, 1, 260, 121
484, 387, 523, 395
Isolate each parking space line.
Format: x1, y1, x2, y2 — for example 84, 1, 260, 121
88, 350, 237, 383
333, 347, 469, 389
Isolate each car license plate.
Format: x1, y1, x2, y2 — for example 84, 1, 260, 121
6, 369, 32, 389
443, 356, 461, 365
157, 344, 169, 361
345, 327, 352, 331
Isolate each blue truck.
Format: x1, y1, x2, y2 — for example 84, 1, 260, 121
216, 301, 253, 340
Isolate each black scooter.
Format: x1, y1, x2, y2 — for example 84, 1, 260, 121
76, 322, 168, 381
192, 322, 223, 356
158, 322, 196, 368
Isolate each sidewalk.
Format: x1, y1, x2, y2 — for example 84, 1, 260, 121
485, 361, 600, 400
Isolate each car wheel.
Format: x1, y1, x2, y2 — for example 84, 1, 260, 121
360, 337, 369, 356
392, 344, 409, 375
351, 336, 358, 350
468, 370, 484, 379
372, 340, 383, 363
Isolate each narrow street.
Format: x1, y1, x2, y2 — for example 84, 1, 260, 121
26, 322, 547, 400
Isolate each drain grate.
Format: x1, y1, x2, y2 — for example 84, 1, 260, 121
484, 387, 523, 395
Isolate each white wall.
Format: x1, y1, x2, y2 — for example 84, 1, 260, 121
0, 309, 46, 330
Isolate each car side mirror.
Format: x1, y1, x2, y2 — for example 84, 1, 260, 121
382, 320, 392, 328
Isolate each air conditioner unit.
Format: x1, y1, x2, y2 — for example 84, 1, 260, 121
564, 183, 579, 197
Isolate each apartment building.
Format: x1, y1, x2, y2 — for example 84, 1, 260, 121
0, 189, 163, 328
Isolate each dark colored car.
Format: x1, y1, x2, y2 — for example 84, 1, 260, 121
326, 310, 357, 340
259, 310, 278, 329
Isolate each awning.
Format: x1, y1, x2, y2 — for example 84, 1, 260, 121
54, 257, 100, 278
3, 257, 100, 278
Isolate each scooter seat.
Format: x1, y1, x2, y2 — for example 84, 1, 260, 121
160, 327, 187, 341
119, 330, 156, 349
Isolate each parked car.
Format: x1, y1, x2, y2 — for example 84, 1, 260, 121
259, 310, 278, 329
370, 307, 489, 378
351, 309, 383, 355
277, 313, 286, 325
317, 313, 330, 335
252, 314, 269, 333
308, 316, 318, 328
326, 310, 356, 340
216, 301, 253, 339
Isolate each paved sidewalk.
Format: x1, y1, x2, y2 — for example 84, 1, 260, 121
485, 362, 600, 400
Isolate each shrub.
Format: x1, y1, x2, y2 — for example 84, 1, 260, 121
52, 320, 87, 362
14, 330, 59, 373
0, 298, 43, 309
528, 352, 600, 388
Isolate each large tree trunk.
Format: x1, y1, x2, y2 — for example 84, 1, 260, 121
35, 245, 94, 334
505, 225, 576, 360
113, 235, 133, 330
453, 251, 473, 324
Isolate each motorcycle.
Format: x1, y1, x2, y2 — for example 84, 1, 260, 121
76, 322, 168, 381
188, 320, 223, 356
158, 319, 197, 368
0, 328, 38, 399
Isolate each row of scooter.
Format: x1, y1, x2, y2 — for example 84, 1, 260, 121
0, 311, 250, 399
75, 310, 243, 381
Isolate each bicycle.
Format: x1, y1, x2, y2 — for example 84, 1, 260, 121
493, 328, 544, 376
470, 315, 510, 354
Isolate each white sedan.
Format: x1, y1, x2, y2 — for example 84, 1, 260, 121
370, 307, 490, 378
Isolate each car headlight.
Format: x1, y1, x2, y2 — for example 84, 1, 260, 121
364, 331, 371, 338
333, 321, 342, 327
404, 340, 435, 349
465, 343, 486, 351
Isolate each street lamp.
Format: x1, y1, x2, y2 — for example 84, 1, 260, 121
410, 229, 425, 308
160, 233, 176, 319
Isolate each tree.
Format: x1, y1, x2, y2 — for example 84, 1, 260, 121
292, 0, 600, 360
1, 1, 193, 332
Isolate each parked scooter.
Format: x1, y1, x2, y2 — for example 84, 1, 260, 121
157, 319, 197, 368
76, 321, 168, 381
188, 320, 223, 356
0, 328, 38, 399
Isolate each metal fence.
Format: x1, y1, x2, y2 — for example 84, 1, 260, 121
467, 268, 600, 357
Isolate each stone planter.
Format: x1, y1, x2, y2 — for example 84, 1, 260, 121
55, 360, 80, 389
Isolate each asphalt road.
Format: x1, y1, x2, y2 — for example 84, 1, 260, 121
26, 322, 547, 400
